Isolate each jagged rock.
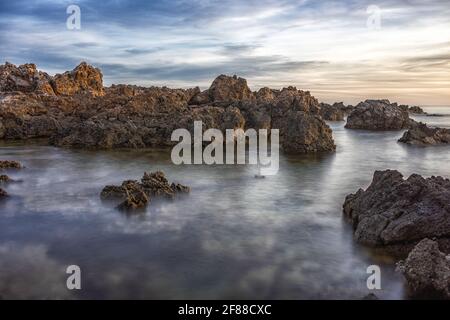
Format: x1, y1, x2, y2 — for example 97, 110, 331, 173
1, 63, 335, 154
0, 62, 55, 95
397, 239, 450, 299
408, 106, 426, 114
345, 100, 410, 130
0, 160, 22, 169
189, 75, 254, 105
399, 122, 450, 146
101, 171, 189, 211
343, 170, 450, 254
320, 102, 345, 121
52, 62, 104, 96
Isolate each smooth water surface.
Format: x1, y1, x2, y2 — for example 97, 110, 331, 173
1, 106, 449, 299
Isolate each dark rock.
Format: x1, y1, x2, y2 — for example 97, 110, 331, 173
343, 170, 450, 254
345, 100, 410, 130
320, 102, 345, 121
399, 122, 450, 146
397, 239, 450, 299
408, 106, 426, 114
0, 160, 22, 169
0, 187, 7, 198
101, 171, 190, 211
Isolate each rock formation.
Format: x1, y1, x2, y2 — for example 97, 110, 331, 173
319, 102, 346, 121
0, 160, 22, 169
0, 187, 7, 198
0, 174, 11, 182
0, 62, 336, 154
101, 171, 190, 211
0, 62, 55, 95
345, 100, 411, 130
399, 122, 450, 146
397, 239, 450, 299
408, 106, 426, 114
343, 170, 450, 254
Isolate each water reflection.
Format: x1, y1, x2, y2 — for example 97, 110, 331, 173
0, 107, 449, 299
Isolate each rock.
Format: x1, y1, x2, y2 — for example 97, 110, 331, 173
0, 187, 7, 198
399, 122, 450, 146
397, 239, 450, 299
408, 106, 426, 114
0, 160, 22, 169
0, 62, 55, 95
1, 63, 336, 154
345, 100, 411, 130
189, 75, 254, 105
320, 102, 345, 121
52, 62, 104, 96
100, 171, 189, 211
0, 175, 11, 183
343, 170, 450, 254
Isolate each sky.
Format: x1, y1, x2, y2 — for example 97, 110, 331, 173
0, 0, 449, 105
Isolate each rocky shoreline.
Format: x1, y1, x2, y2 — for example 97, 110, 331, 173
0, 62, 335, 154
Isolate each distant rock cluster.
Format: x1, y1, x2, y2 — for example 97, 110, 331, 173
0, 160, 22, 198
319, 102, 353, 121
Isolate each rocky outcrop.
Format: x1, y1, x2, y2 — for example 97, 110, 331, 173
408, 106, 426, 114
1, 63, 335, 154
319, 103, 345, 121
101, 171, 190, 211
0, 62, 55, 95
345, 100, 411, 130
0, 160, 22, 169
343, 170, 450, 254
399, 122, 450, 146
397, 239, 450, 299
52, 62, 104, 96
0, 175, 11, 183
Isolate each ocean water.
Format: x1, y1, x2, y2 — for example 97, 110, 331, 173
0, 106, 449, 299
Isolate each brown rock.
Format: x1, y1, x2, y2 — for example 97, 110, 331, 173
52, 62, 104, 96
100, 171, 190, 211
0, 62, 55, 95
0, 187, 7, 198
0, 160, 22, 169
397, 239, 450, 299
320, 102, 345, 121
0, 174, 11, 183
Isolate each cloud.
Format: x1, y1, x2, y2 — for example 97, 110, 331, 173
1, 0, 449, 104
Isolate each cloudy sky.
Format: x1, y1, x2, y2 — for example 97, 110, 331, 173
1, 0, 449, 105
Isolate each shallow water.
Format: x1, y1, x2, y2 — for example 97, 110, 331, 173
0, 106, 449, 299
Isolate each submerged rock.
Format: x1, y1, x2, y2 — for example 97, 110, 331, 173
0, 160, 22, 169
345, 100, 410, 130
101, 171, 190, 211
397, 239, 450, 299
399, 122, 450, 146
0, 187, 7, 198
343, 170, 450, 254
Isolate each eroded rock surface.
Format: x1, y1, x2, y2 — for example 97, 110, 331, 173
343, 170, 450, 254
397, 239, 450, 299
101, 171, 190, 211
399, 122, 450, 146
345, 100, 410, 130
319, 102, 346, 121
0, 63, 336, 154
